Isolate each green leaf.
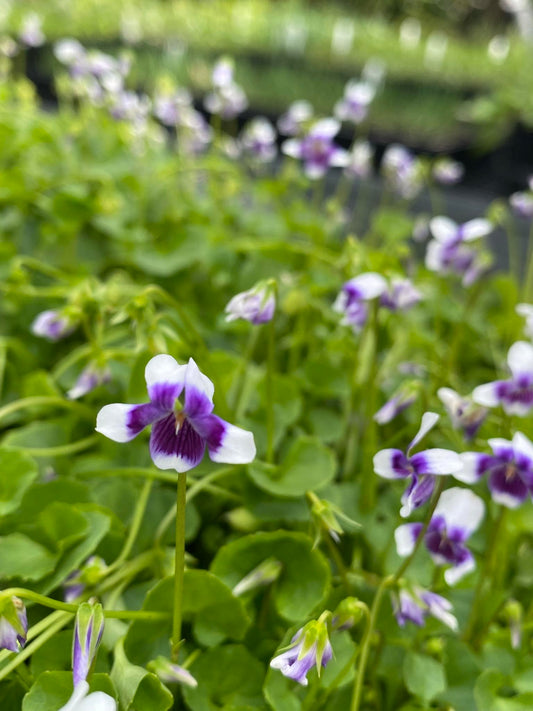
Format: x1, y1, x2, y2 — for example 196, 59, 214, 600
1, 420, 71, 449
111, 639, 173, 711
474, 669, 533, 711
124, 571, 250, 666
0, 448, 38, 516
247, 436, 336, 497
211, 531, 331, 621
36, 502, 89, 553
0, 533, 57, 581
23, 672, 116, 711
182, 645, 266, 711
403, 652, 446, 704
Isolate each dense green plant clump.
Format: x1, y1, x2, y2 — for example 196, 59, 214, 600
1, 38, 533, 711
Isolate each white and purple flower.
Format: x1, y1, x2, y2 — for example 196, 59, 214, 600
19, 13, 45, 48
510, 191, 533, 218
333, 272, 387, 332
96, 355, 256, 472
149, 656, 198, 688
395, 487, 485, 585
225, 282, 276, 325
379, 278, 423, 312
473, 341, 533, 416
282, 119, 348, 179
374, 387, 417, 425
73, 601, 104, 688
31, 310, 76, 341
67, 365, 111, 400
373, 412, 463, 518
437, 387, 487, 441
270, 618, 332, 686
58, 681, 116, 711
382, 144, 423, 199
432, 158, 464, 186
0, 596, 27, 652
334, 79, 375, 124
426, 216, 493, 286
393, 586, 458, 630
458, 432, 533, 509
344, 139, 374, 180
240, 118, 277, 163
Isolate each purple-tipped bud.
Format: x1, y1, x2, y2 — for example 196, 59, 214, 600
510, 191, 533, 218
225, 281, 276, 325
0, 596, 27, 652
73, 600, 105, 687
31, 310, 76, 341
232, 558, 282, 596
374, 387, 417, 425
67, 366, 111, 400
331, 597, 364, 631
270, 613, 333, 686
63, 557, 108, 603
148, 656, 198, 687
392, 586, 457, 631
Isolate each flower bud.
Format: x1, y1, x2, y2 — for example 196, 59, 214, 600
73, 600, 105, 687
232, 557, 282, 597
148, 656, 198, 688
270, 613, 333, 686
0, 596, 27, 652
225, 280, 276, 325
332, 597, 365, 631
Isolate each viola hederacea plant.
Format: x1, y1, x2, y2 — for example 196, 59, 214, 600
4, 29, 533, 711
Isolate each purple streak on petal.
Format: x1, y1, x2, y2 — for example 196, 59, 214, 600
127, 402, 165, 436
148, 382, 181, 411
394, 590, 425, 627
184, 385, 214, 420
425, 516, 470, 566
150, 413, 206, 468
73, 623, 85, 687
0, 620, 19, 652
401, 474, 435, 516
489, 466, 530, 508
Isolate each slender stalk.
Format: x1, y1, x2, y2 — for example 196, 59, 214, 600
171, 472, 187, 661
524, 219, 533, 301
108, 479, 152, 572
350, 478, 445, 711
233, 328, 259, 417
77, 467, 178, 484
0, 396, 92, 422
266, 310, 276, 464
22, 436, 98, 458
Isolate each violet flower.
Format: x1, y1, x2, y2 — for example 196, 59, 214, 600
270, 617, 333, 686
459, 432, 533, 508
380, 278, 423, 311
334, 80, 375, 124
282, 119, 348, 179
437, 387, 487, 441
58, 681, 116, 711
344, 139, 374, 180
19, 14, 45, 48
204, 81, 248, 120
382, 144, 422, 199
393, 586, 458, 630
0, 596, 27, 652
277, 100, 313, 136
153, 89, 192, 127
426, 216, 493, 285
395, 487, 485, 585
67, 366, 111, 400
374, 388, 417, 425
432, 158, 464, 186
73, 601, 104, 687
510, 191, 533, 218
149, 656, 198, 688
225, 282, 276, 325
373, 412, 463, 518
240, 118, 277, 163
31, 310, 76, 341
96, 355, 256, 472
333, 272, 387, 332
473, 341, 533, 416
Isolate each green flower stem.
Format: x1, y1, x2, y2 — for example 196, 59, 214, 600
22, 436, 98, 458
146, 286, 206, 353
0, 396, 93, 422
13, 255, 65, 280
324, 533, 351, 594
524, 219, 533, 301
463, 506, 507, 645
233, 328, 260, 417
504, 215, 520, 283
96, 552, 155, 595
171, 472, 187, 662
350, 478, 445, 711
266, 310, 276, 464
76, 467, 179, 484
107, 479, 153, 573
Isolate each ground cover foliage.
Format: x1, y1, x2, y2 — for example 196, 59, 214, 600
0, 41, 533, 711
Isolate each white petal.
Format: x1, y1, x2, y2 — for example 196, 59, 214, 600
407, 411, 439, 454
472, 382, 501, 407
434, 487, 484, 536
512, 431, 533, 462
462, 218, 493, 241
413, 448, 463, 475
350, 272, 387, 300
330, 149, 349, 167
444, 553, 475, 586
455, 452, 485, 484
395, 524, 420, 557
425, 240, 445, 271
437, 387, 461, 411
58, 682, 90, 711
95, 404, 137, 442
76, 691, 117, 711
488, 437, 513, 454
507, 341, 533, 377
145, 354, 187, 392
209, 422, 256, 464
184, 358, 215, 402
429, 216, 458, 244
373, 448, 407, 479
311, 118, 340, 138
282, 138, 302, 159
516, 303, 533, 318
305, 163, 327, 180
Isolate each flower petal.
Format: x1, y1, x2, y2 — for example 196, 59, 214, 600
347, 272, 387, 300
96, 402, 162, 442
488, 467, 529, 508
194, 415, 256, 464
410, 448, 463, 476
407, 411, 439, 454
444, 550, 475, 586
282, 138, 302, 159
433, 487, 484, 537
455, 452, 489, 483
507, 341, 533, 377
149, 413, 206, 472
312, 118, 340, 138
395, 523, 423, 557
472, 381, 502, 407
400, 474, 435, 518
373, 449, 411, 479
183, 358, 214, 418
145, 354, 187, 410
429, 216, 458, 244
512, 431, 533, 462
462, 218, 493, 241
